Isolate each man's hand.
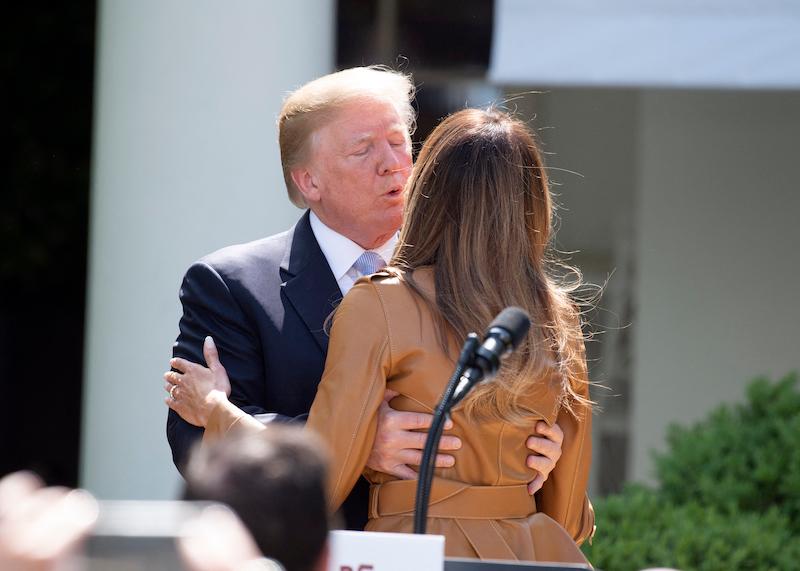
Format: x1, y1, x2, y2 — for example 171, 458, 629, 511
525, 421, 564, 494
366, 390, 462, 480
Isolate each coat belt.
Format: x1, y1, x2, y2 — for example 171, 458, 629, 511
368, 478, 536, 520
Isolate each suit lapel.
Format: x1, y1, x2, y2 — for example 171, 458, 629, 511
280, 211, 342, 354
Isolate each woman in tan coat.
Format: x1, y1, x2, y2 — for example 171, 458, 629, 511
167, 108, 595, 563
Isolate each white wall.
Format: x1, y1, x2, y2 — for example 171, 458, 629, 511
504, 89, 638, 493
508, 87, 800, 490
631, 90, 800, 481
82, 0, 333, 499
523, 89, 637, 258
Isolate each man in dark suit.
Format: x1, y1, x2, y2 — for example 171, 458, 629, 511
166, 67, 565, 530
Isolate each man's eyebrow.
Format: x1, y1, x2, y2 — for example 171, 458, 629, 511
349, 135, 372, 146
348, 127, 407, 147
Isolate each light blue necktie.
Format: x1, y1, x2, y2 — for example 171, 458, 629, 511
353, 251, 386, 276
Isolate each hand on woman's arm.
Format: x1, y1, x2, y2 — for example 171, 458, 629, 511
366, 389, 461, 480
525, 421, 564, 494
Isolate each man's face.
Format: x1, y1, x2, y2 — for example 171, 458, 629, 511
298, 97, 412, 249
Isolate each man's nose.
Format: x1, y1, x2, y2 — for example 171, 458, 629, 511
377, 141, 410, 176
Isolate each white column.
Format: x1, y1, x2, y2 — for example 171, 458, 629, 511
82, 0, 334, 499
630, 90, 800, 482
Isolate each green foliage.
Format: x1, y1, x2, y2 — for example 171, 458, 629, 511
583, 484, 800, 571
582, 373, 800, 571
657, 373, 800, 530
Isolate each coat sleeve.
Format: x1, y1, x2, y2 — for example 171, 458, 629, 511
167, 261, 266, 470
535, 336, 595, 545
305, 279, 391, 512
167, 260, 272, 473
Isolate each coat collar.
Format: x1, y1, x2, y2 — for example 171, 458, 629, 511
280, 210, 342, 354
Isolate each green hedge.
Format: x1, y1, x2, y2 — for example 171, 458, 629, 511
582, 373, 800, 571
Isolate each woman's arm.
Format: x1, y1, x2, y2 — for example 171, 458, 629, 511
306, 279, 391, 512
535, 339, 595, 544
166, 337, 266, 440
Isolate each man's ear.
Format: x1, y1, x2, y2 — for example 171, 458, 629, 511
290, 166, 321, 204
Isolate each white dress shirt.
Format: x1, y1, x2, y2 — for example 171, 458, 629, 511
309, 211, 397, 295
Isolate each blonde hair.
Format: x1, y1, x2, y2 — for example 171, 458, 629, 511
391, 108, 591, 423
278, 66, 416, 208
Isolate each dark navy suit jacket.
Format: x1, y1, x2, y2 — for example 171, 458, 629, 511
167, 210, 369, 529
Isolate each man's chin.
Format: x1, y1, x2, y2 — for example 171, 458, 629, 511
386, 211, 404, 235
369, 218, 402, 248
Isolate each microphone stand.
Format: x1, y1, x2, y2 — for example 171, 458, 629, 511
413, 333, 479, 535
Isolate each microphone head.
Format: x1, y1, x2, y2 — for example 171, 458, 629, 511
489, 307, 531, 349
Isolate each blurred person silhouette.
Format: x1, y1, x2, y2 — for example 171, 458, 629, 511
167, 108, 594, 563
0, 470, 283, 571
183, 426, 329, 571
178, 504, 285, 571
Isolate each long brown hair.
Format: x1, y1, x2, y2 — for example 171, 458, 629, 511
391, 108, 590, 422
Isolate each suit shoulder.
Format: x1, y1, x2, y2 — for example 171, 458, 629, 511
194, 228, 292, 277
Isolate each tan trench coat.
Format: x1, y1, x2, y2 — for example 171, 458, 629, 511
206, 268, 594, 564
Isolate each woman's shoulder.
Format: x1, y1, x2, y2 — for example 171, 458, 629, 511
353, 266, 434, 296
344, 266, 435, 324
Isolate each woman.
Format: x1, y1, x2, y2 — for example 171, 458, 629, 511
167, 108, 594, 562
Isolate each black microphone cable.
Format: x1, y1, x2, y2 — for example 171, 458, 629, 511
413, 307, 531, 534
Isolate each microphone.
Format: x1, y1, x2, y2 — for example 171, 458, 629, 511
413, 306, 532, 534
451, 307, 531, 405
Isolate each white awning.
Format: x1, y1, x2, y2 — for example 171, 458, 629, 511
490, 0, 800, 89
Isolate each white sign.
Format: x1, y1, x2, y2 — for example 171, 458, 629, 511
327, 530, 445, 571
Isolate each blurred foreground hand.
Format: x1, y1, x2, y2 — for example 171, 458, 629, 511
0, 471, 98, 571
178, 504, 283, 571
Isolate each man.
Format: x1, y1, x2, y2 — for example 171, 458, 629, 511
166, 67, 564, 529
